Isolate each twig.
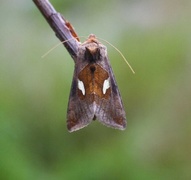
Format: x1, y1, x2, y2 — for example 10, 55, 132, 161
33, 0, 79, 62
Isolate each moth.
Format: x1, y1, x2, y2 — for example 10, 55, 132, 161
67, 34, 127, 132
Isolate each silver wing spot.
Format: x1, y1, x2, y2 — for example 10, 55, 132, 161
103, 78, 110, 94
78, 79, 85, 95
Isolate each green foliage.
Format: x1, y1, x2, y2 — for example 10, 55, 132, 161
0, 0, 191, 179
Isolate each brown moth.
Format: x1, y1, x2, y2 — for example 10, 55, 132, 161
67, 34, 126, 132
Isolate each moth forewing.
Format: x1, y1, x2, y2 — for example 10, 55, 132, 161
67, 69, 94, 132
95, 55, 127, 130
67, 34, 127, 132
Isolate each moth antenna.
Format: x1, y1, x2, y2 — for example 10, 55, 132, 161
41, 37, 81, 58
98, 37, 135, 74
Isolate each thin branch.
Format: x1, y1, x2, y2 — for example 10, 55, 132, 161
33, 0, 79, 62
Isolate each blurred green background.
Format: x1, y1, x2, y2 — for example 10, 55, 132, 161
1, 0, 191, 179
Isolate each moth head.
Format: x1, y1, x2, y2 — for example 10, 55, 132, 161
86, 34, 98, 43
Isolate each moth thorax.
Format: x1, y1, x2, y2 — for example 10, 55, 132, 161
85, 45, 100, 62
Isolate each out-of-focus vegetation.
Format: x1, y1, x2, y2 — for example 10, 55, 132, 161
0, 0, 191, 179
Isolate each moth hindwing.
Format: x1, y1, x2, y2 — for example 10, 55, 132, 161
67, 34, 126, 132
